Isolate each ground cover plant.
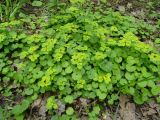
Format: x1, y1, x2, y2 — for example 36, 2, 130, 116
0, 0, 160, 119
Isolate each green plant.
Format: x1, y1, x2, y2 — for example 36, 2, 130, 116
88, 105, 101, 119
0, 2, 160, 119
11, 99, 31, 118
0, 107, 5, 120
66, 107, 74, 115
64, 95, 74, 104
46, 96, 58, 110
32, 0, 43, 7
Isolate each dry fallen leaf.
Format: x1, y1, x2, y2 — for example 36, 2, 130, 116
142, 108, 157, 116
38, 98, 47, 119
79, 98, 89, 107
149, 101, 159, 108
119, 95, 136, 120
57, 100, 65, 115
31, 98, 42, 108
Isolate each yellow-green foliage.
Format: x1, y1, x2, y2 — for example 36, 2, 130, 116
0, 5, 160, 119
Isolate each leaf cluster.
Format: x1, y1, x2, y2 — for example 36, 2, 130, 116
0, 4, 160, 119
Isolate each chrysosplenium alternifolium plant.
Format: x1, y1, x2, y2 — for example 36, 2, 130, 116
0, 6, 160, 118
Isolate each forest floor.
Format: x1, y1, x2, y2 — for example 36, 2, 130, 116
26, 1, 160, 120
103, 1, 160, 120
0, 0, 160, 120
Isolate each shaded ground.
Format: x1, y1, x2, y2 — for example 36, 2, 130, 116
1, 93, 160, 120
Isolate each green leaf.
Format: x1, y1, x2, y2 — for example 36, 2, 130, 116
88, 92, 96, 98
108, 99, 114, 105
147, 80, 155, 87
70, 0, 85, 4
64, 95, 74, 104
151, 86, 160, 96
87, 69, 98, 80
156, 96, 160, 103
92, 82, 98, 89
137, 81, 147, 88
134, 95, 144, 104
15, 114, 24, 120
65, 66, 73, 74
24, 88, 34, 95
99, 93, 106, 100
125, 72, 134, 80
111, 94, 118, 100
128, 87, 135, 95
119, 79, 128, 85
127, 56, 136, 65
0, 107, 4, 120
66, 107, 74, 115
155, 38, 160, 44
72, 70, 82, 80
12, 100, 30, 115
54, 65, 62, 74
126, 65, 136, 72
85, 84, 92, 91
93, 105, 100, 114
100, 0, 107, 3
99, 83, 107, 92
115, 57, 122, 63
9, 31, 17, 39
61, 61, 69, 68
99, 60, 113, 72
46, 96, 58, 110
32, 1, 43, 7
